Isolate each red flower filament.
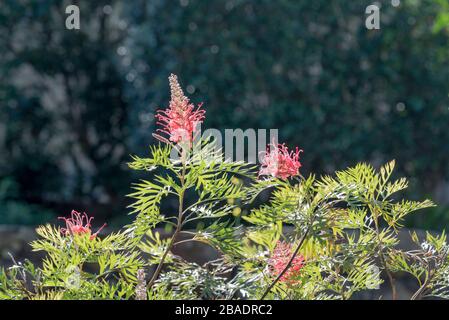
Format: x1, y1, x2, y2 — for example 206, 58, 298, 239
155, 74, 205, 146
268, 241, 305, 284
259, 142, 303, 180
59, 210, 106, 240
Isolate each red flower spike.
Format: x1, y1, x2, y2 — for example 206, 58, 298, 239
155, 74, 205, 147
268, 241, 305, 285
259, 142, 303, 180
58, 210, 106, 240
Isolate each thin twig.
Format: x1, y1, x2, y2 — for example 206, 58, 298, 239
372, 208, 397, 300
260, 222, 312, 300
147, 160, 187, 290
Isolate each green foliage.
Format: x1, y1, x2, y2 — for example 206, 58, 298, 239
0, 224, 143, 300
0, 77, 448, 301
1, 132, 447, 300
388, 231, 449, 299
236, 161, 436, 300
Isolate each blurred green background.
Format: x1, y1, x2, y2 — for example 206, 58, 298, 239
0, 0, 448, 230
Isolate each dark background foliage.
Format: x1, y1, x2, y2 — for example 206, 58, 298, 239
0, 0, 448, 229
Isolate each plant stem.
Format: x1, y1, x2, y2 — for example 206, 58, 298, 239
147, 161, 186, 291
411, 265, 433, 300
381, 252, 396, 300
260, 222, 312, 300
372, 207, 397, 300
411, 280, 428, 300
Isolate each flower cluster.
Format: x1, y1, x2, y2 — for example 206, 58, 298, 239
155, 74, 304, 178
58, 210, 106, 240
155, 74, 205, 147
259, 142, 303, 180
268, 241, 305, 284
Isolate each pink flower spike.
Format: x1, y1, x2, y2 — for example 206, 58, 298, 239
155, 74, 205, 147
58, 210, 106, 240
259, 142, 303, 180
268, 241, 305, 285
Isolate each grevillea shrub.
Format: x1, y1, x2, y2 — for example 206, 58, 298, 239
1, 75, 449, 300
